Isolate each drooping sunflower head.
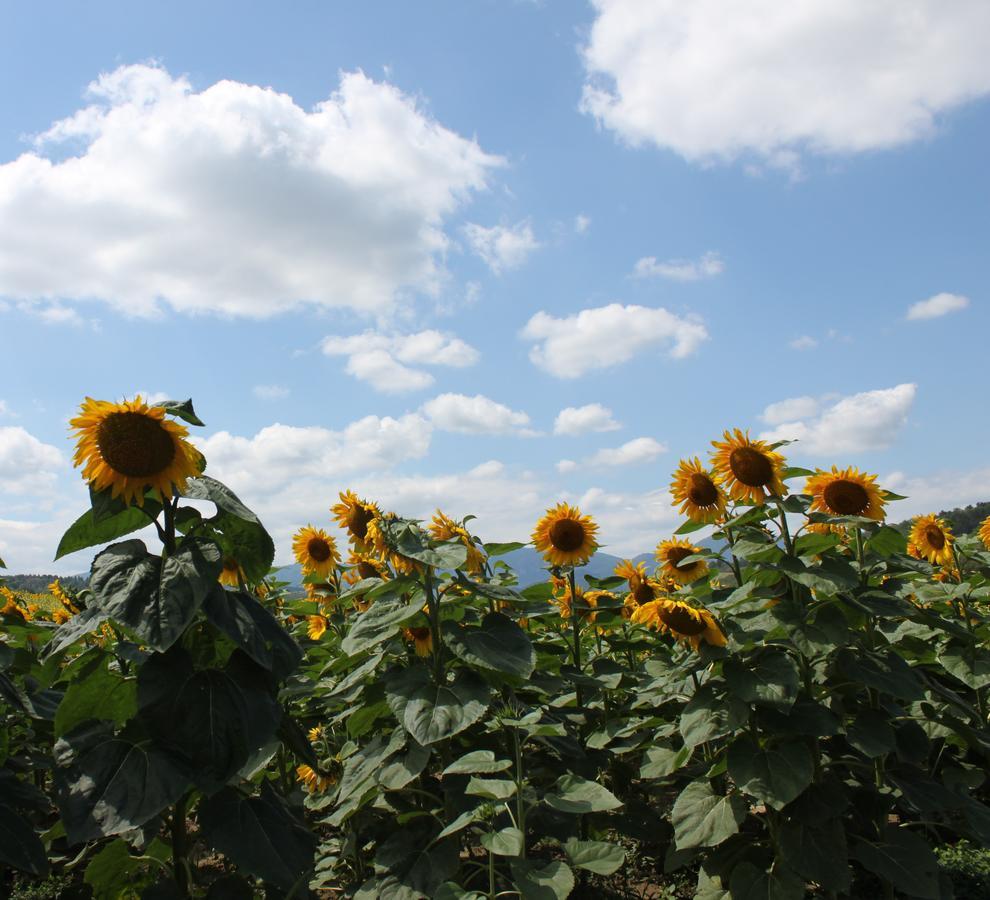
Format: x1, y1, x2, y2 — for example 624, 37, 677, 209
342, 551, 391, 586
331, 490, 380, 549
69, 396, 202, 507
670, 457, 727, 524
656, 538, 709, 585
632, 599, 725, 650
554, 583, 598, 622
296, 764, 336, 794
909, 514, 955, 566
48, 579, 79, 614
292, 525, 340, 580
805, 466, 886, 520
308, 725, 324, 744
218, 556, 244, 587
710, 429, 787, 505
366, 514, 420, 575
532, 502, 599, 568
52, 607, 71, 624
306, 614, 329, 641
615, 559, 662, 605
979, 515, 990, 552
429, 510, 486, 574
404, 626, 434, 657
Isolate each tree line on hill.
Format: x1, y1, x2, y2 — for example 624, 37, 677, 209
891, 500, 990, 537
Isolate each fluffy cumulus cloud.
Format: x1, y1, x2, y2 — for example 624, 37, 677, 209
521, 303, 708, 378
906, 292, 970, 321
0, 427, 64, 496
575, 487, 681, 557
759, 383, 917, 456
587, 437, 667, 467
633, 251, 724, 282
0, 64, 501, 318
463, 220, 540, 274
421, 393, 532, 435
554, 403, 621, 436
321, 329, 479, 393
581, 0, 990, 168
883, 467, 990, 521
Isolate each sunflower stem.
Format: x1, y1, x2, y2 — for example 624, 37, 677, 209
170, 792, 191, 898
568, 569, 584, 708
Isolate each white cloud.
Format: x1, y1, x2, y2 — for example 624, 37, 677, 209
906, 292, 970, 321
521, 303, 708, 378
633, 251, 724, 281
760, 395, 821, 426
587, 437, 667, 467
575, 214, 592, 234
759, 383, 917, 456
883, 467, 990, 520
321, 329, 480, 393
0, 64, 501, 319
581, 1, 990, 168
421, 393, 532, 435
0, 401, 8, 417
554, 403, 621, 436
790, 335, 818, 351
253, 385, 290, 401
575, 486, 681, 556
557, 459, 578, 474
0, 427, 64, 496
463, 220, 540, 274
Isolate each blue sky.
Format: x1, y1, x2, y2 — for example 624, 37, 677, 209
1, 0, 988, 573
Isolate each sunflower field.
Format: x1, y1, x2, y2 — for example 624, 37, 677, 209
3, 397, 990, 900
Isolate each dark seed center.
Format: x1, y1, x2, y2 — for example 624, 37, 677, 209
666, 547, 696, 570
925, 525, 945, 550
96, 412, 176, 478
688, 472, 719, 507
633, 582, 654, 604
358, 562, 380, 580
549, 519, 587, 553
408, 627, 431, 640
659, 605, 707, 636
347, 505, 374, 541
222, 557, 239, 573
822, 480, 870, 516
308, 538, 333, 562
729, 446, 774, 488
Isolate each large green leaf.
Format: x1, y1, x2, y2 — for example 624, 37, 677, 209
724, 650, 800, 710
54, 722, 190, 844
727, 861, 805, 900
89, 537, 222, 651
563, 838, 625, 875
726, 737, 813, 810
851, 827, 939, 899
199, 781, 315, 891
442, 750, 512, 776
509, 860, 575, 900
138, 648, 281, 792
776, 555, 858, 594
202, 510, 275, 584
544, 774, 622, 814
379, 517, 469, 569
481, 827, 524, 857
939, 644, 990, 689
156, 398, 205, 427
56, 498, 161, 560
0, 803, 49, 876
365, 819, 460, 899
202, 586, 302, 679
679, 684, 750, 749
386, 667, 492, 746
444, 613, 535, 679
39, 607, 109, 662
834, 649, 924, 700
342, 595, 426, 656
183, 476, 258, 522
54, 660, 137, 737
671, 781, 745, 849
846, 708, 896, 758
777, 818, 850, 893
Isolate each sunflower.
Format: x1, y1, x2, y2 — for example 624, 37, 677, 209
656, 538, 709, 585
979, 515, 990, 552
404, 626, 433, 657
296, 764, 335, 794
909, 514, 954, 567
710, 429, 787, 505
366, 515, 419, 575
615, 559, 664, 606
307, 614, 329, 641
1, 586, 27, 619
308, 725, 324, 743
69, 396, 202, 507
805, 466, 885, 520
342, 551, 391, 586
331, 490, 380, 550
532, 503, 599, 568
48, 579, 79, 615
292, 526, 340, 579
670, 457, 727, 523
632, 599, 726, 650
553, 582, 598, 622
52, 607, 71, 624
429, 510, 486, 574
218, 556, 244, 587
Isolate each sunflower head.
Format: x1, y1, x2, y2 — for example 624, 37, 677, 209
342, 551, 391, 586
430, 510, 486, 574
292, 525, 340, 580
710, 429, 787, 505
632, 599, 725, 650
296, 764, 336, 794
978, 515, 990, 552
331, 490, 380, 550
308, 725, 324, 743
366, 515, 420, 575
656, 538, 709, 585
909, 514, 955, 566
805, 466, 886, 520
532, 503, 599, 568
670, 457, 727, 524
554, 583, 598, 622
306, 614, 329, 641
69, 396, 202, 507
218, 556, 244, 587
404, 626, 434, 657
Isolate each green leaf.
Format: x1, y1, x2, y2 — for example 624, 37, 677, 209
199, 781, 315, 891
483, 541, 526, 556
727, 861, 805, 900
846, 708, 896, 758
466, 777, 516, 801
726, 737, 813, 810
202, 509, 275, 584
675, 519, 708, 535
56, 498, 161, 560
55, 661, 137, 738
54, 722, 190, 844
724, 651, 800, 710
378, 517, 468, 569
368, 822, 460, 899
442, 750, 512, 775
563, 838, 625, 875
778, 818, 850, 893
156, 398, 205, 427
341, 596, 426, 656
89, 537, 222, 652
378, 741, 431, 791
776, 555, 858, 594
385, 667, 491, 746
509, 860, 575, 900
939, 644, 990, 689
792, 532, 840, 558
851, 827, 939, 899
544, 774, 622, 814
867, 526, 908, 557
481, 827, 524, 856
640, 745, 693, 779
0, 803, 49, 876
444, 613, 535, 679
40, 607, 110, 662
680, 685, 750, 748
835, 649, 924, 700
83, 839, 149, 900
671, 781, 745, 849
183, 476, 260, 522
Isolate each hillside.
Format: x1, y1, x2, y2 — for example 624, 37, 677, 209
892, 500, 990, 537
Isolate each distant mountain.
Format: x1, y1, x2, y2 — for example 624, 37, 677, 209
1, 573, 87, 592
